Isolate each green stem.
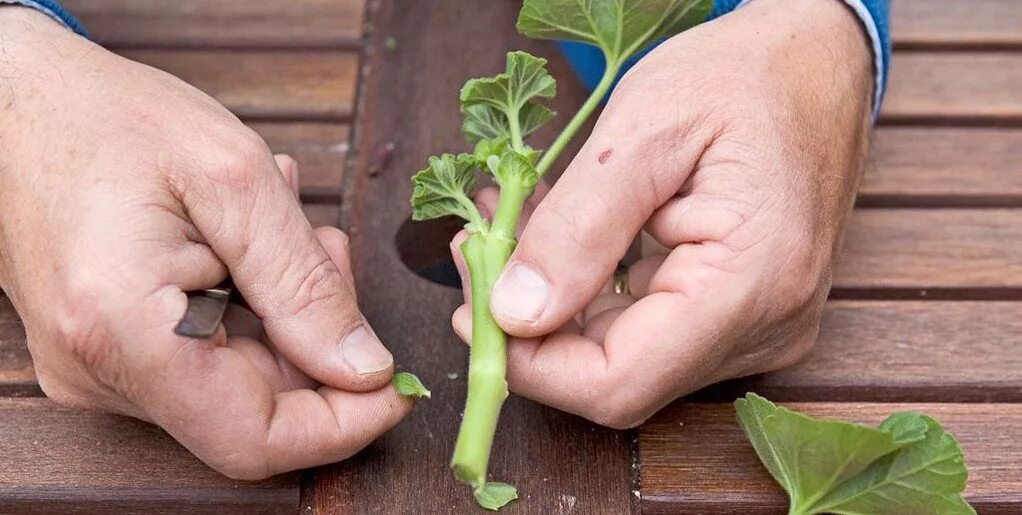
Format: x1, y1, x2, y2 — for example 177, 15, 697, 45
451, 231, 515, 488
450, 178, 530, 487
535, 60, 620, 176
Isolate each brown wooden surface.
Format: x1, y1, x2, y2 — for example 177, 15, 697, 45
251, 123, 350, 202
64, 0, 365, 49
121, 50, 359, 120
0, 398, 299, 514
883, 53, 1022, 123
639, 402, 1022, 514
311, 1, 633, 513
892, 0, 1022, 49
705, 301, 1022, 402
2, 0, 1020, 513
836, 209, 1022, 291
863, 127, 1022, 207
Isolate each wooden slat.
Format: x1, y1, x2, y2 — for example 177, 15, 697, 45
640, 402, 1022, 513
313, 1, 633, 512
65, 0, 365, 48
863, 127, 1022, 206
120, 50, 359, 120
883, 53, 1022, 123
0, 398, 298, 514
250, 123, 350, 202
892, 0, 1022, 48
707, 301, 1022, 402
836, 209, 1022, 291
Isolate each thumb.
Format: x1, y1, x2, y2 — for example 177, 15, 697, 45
490, 106, 706, 337
181, 146, 393, 391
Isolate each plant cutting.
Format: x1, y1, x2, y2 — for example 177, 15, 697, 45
409, 0, 712, 509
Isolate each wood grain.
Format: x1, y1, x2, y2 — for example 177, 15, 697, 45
250, 123, 350, 202
892, 0, 1022, 48
883, 53, 1022, 123
640, 402, 1022, 514
0, 398, 299, 514
863, 127, 1022, 206
120, 50, 359, 120
64, 0, 365, 48
707, 301, 1022, 402
836, 209, 1022, 291
312, 1, 632, 513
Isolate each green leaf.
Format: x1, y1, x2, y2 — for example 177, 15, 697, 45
494, 150, 540, 189
812, 414, 975, 515
735, 394, 974, 515
472, 137, 509, 170
460, 51, 556, 147
517, 0, 712, 65
392, 372, 431, 399
410, 153, 486, 230
473, 481, 518, 511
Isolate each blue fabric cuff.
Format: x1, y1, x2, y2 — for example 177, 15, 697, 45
1, 0, 88, 38
559, 0, 890, 120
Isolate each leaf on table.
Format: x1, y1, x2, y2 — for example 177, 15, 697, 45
460, 51, 556, 146
473, 481, 518, 511
392, 372, 431, 399
735, 393, 974, 515
517, 0, 713, 65
812, 414, 975, 515
411, 153, 483, 229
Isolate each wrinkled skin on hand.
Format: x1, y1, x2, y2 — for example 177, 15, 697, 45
0, 8, 410, 479
452, 0, 872, 429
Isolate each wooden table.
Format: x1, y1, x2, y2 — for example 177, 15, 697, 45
1, 1, 1020, 513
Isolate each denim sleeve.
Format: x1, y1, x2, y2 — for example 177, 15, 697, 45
559, 0, 890, 119
0, 0, 88, 38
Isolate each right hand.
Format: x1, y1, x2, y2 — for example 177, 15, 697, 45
0, 7, 411, 479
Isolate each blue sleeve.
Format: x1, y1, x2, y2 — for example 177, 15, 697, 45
1, 0, 88, 38
559, 0, 890, 119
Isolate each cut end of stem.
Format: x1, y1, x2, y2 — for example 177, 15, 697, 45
451, 462, 485, 488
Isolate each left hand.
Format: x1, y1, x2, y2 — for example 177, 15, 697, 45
451, 0, 873, 428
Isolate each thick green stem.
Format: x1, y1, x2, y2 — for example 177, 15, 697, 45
535, 60, 620, 176
451, 232, 515, 487
451, 179, 531, 487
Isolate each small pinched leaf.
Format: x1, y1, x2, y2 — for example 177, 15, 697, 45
517, 0, 712, 65
495, 151, 539, 189
411, 153, 481, 225
392, 372, 431, 399
473, 481, 518, 511
472, 137, 509, 171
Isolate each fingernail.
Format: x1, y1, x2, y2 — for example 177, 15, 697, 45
340, 326, 393, 375
491, 262, 549, 323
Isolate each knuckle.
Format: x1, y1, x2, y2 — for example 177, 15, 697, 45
773, 242, 830, 315
280, 255, 350, 321
205, 136, 273, 194
586, 382, 655, 430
